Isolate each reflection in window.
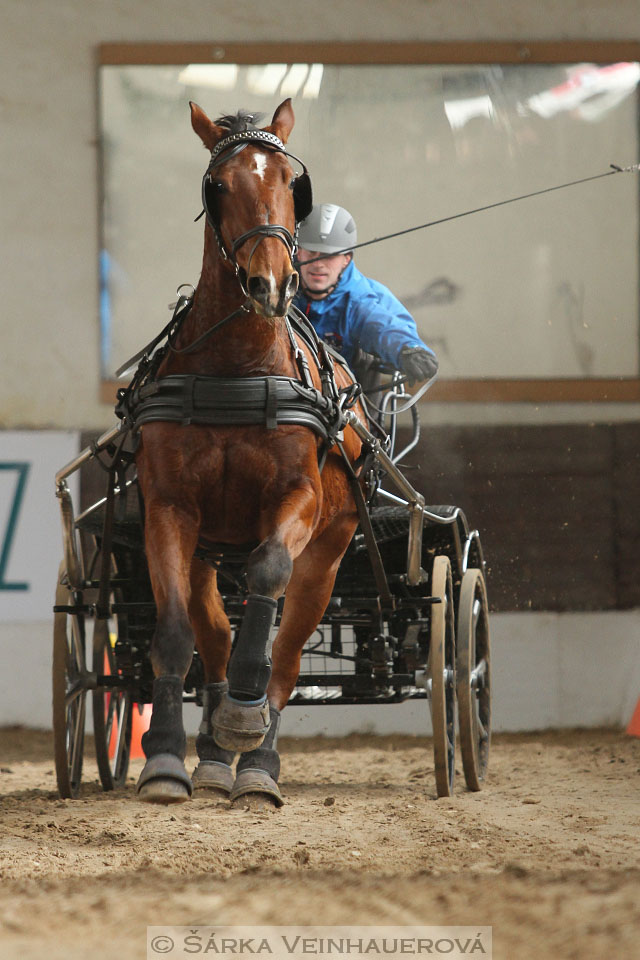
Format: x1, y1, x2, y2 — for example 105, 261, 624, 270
99, 62, 639, 382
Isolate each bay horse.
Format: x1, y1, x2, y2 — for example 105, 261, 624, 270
134, 99, 364, 805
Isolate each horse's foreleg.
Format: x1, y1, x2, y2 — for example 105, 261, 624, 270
136, 502, 199, 804
231, 513, 358, 806
213, 485, 319, 754
189, 558, 236, 794
269, 512, 358, 708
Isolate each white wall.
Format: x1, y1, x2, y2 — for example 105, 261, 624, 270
1, 2, 640, 735
3, 612, 639, 733
2, 0, 640, 429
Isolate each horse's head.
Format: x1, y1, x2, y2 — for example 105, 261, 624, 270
190, 99, 312, 319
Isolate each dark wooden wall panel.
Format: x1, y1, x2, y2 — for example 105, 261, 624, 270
612, 424, 640, 609
398, 421, 638, 612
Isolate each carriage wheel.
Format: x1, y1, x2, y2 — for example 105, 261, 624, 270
429, 555, 456, 798
53, 566, 88, 799
456, 568, 491, 790
93, 614, 133, 791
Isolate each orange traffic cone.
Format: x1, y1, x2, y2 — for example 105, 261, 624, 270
108, 703, 152, 759
626, 697, 640, 737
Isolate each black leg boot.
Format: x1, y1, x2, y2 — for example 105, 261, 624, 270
137, 675, 192, 804
231, 705, 283, 807
192, 681, 236, 793
212, 595, 277, 752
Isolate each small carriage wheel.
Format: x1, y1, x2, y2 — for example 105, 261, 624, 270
52, 565, 88, 799
429, 555, 456, 798
456, 568, 491, 790
92, 614, 133, 791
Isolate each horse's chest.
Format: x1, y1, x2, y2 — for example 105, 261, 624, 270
193, 431, 313, 537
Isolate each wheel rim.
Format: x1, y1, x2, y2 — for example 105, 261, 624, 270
456, 568, 491, 790
429, 555, 456, 797
53, 575, 87, 799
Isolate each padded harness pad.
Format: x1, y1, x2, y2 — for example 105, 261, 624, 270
122, 374, 342, 440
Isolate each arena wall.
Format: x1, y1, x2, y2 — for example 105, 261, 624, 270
1, 0, 639, 732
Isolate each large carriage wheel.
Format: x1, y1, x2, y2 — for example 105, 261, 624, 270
429, 555, 456, 797
456, 568, 491, 790
91, 551, 133, 791
53, 565, 88, 799
92, 614, 133, 790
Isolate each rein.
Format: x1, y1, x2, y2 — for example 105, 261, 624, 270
299, 162, 640, 266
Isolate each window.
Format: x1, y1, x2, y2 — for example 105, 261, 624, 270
98, 43, 640, 401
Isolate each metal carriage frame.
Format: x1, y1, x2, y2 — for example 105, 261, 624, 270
52, 370, 491, 801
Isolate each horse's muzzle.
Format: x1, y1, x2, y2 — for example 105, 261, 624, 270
248, 270, 299, 318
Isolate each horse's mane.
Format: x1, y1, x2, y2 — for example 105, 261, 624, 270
214, 111, 265, 134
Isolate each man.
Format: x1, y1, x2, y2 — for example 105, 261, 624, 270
293, 203, 438, 385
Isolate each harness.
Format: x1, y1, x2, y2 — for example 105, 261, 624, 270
115, 299, 360, 450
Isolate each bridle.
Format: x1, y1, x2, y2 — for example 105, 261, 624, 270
199, 128, 313, 295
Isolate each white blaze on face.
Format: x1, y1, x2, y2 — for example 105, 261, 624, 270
253, 153, 268, 181
250, 152, 278, 304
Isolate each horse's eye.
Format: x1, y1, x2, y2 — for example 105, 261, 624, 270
209, 178, 227, 193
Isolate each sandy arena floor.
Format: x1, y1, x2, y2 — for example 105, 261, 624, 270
0, 727, 638, 960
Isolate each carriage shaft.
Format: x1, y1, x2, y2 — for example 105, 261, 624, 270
55, 424, 122, 486
345, 411, 426, 585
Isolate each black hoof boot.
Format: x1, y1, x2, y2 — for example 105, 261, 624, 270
193, 681, 236, 793
231, 706, 283, 807
137, 754, 193, 804
213, 694, 271, 753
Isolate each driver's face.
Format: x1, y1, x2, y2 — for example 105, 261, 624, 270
297, 249, 351, 299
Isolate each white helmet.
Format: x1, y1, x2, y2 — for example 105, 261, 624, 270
298, 203, 357, 254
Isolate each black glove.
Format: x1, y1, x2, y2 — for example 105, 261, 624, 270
399, 347, 438, 385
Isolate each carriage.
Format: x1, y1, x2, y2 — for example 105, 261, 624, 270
53, 364, 490, 801
52, 99, 491, 806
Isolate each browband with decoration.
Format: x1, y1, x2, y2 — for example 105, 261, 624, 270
207, 129, 308, 174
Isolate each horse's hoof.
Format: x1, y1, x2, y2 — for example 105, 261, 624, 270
192, 760, 234, 795
230, 768, 283, 808
212, 694, 270, 753
136, 753, 193, 804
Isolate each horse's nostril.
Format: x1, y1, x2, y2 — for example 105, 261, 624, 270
247, 276, 269, 296
247, 275, 270, 301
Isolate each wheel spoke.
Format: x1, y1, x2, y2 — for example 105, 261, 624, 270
70, 612, 86, 673
65, 679, 85, 707
112, 692, 130, 774
69, 694, 86, 782
477, 717, 489, 742
472, 597, 481, 629
471, 657, 488, 687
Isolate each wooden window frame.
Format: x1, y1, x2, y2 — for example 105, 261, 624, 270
98, 41, 640, 404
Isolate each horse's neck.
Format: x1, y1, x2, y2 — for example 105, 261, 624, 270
163, 247, 293, 378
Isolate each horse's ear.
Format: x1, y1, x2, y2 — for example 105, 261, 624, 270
190, 101, 225, 151
267, 98, 295, 144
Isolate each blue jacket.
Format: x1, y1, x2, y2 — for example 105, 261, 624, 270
293, 261, 433, 368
